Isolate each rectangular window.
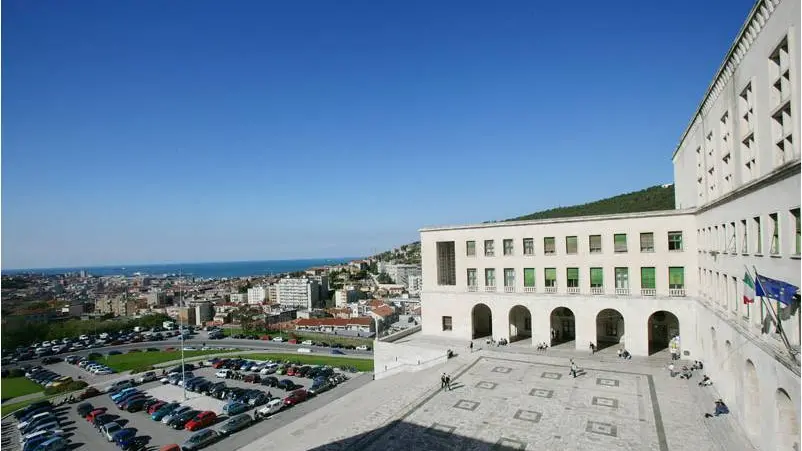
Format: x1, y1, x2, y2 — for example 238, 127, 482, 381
615, 267, 629, 289
770, 213, 779, 254
614, 233, 628, 253
544, 237, 556, 255
484, 240, 495, 257
668, 267, 685, 289
523, 238, 534, 255
729, 222, 736, 253
741, 219, 748, 253
566, 268, 579, 288
589, 235, 602, 253
523, 268, 535, 287
442, 316, 452, 331
436, 242, 456, 286
793, 208, 801, 255
565, 236, 578, 254
503, 268, 515, 287
503, 239, 514, 256
754, 216, 762, 253
640, 267, 656, 289
466, 268, 477, 287
484, 268, 496, 287
590, 267, 603, 288
640, 232, 654, 252
544, 268, 557, 287
466, 241, 476, 257
668, 231, 683, 251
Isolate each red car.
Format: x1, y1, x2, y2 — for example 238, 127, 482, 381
185, 411, 217, 431
147, 401, 167, 414
86, 407, 107, 422
212, 360, 228, 369
283, 389, 309, 407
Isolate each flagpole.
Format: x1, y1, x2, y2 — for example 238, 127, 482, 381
751, 266, 796, 360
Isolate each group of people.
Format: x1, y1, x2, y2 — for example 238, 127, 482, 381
616, 348, 632, 359
535, 342, 550, 351
440, 373, 453, 391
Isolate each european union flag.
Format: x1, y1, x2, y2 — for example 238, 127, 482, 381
755, 274, 800, 306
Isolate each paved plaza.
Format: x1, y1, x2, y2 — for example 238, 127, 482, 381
243, 335, 756, 451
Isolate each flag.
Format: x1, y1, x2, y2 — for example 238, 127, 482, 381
755, 274, 800, 306
743, 271, 755, 304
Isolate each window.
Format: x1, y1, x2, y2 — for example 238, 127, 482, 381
544, 237, 556, 255
668, 231, 683, 251
466, 269, 477, 287
589, 235, 602, 253
669, 267, 685, 289
544, 268, 557, 287
741, 219, 748, 253
565, 236, 578, 254
523, 268, 535, 287
442, 316, 452, 331
769, 37, 792, 168
754, 216, 762, 253
614, 234, 627, 253
640, 232, 654, 252
615, 267, 629, 288
436, 242, 456, 286
729, 222, 736, 253
640, 267, 656, 289
503, 268, 515, 287
770, 213, 779, 254
484, 240, 495, 257
466, 241, 476, 257
793, 208, 801, 255
590, 267, 603, 288
714, 225, 720, 250
523, 238, 534, 255
566, 268, 579, 288
503, 239, 514, 256
484, 268, 496, 287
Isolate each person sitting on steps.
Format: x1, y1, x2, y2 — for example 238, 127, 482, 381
698, 374, 712, 386
704, 399, 729, 418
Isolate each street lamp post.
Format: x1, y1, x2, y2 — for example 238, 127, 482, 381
179, 272, 186, 401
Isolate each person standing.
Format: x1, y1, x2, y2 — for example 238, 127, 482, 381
570, 359, 578, 378
446, 374, 452, 391
469, 341, 474, 353
440, 373, 446, 389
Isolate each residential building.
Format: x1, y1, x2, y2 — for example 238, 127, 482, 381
145, 289, 165, 307
229, 293, 247, 304
407, 275, 423, 295
294, 317, 373, 335
191, 301, 213, 326
334, 288, 363, 307
247, 286, 266, 305
177, 306, 196, 325
277, 277, 320, 310
420, 2, 800, 450
384, 264, 422, 288
267, 284, 278, 303
307, 275, 329, 300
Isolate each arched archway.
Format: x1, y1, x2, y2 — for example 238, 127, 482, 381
776, 388, 799, 451
549, 307, 575, 346
647, 310, 680, 355
596, 309, 624, 351
508, 305, 531, 343
472, 303, 493, 340
743, 359, 760, 438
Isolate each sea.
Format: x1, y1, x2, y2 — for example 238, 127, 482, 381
2, 258, 359, 279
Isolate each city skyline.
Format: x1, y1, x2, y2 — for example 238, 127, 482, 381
2, 0, 753, 269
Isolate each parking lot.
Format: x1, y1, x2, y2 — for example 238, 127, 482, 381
5, 360, 372, 451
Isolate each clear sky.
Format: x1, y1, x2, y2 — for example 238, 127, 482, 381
2, 0, 754, 269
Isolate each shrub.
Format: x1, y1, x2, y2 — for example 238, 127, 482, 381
129, 365, 154, 375
44, 380, 88, 396
127, 349, 142, 353
8, 369, 24, 378
87, 352, 102, 360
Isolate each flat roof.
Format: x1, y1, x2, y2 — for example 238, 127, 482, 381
419, 208, 695, 233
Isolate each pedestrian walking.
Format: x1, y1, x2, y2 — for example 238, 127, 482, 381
446, 375, 452, 391
469, 341, 474, 353
440, 373, 446, 389
668, 362, 675, 377
589, 342, 596, 354
570, 359, 578, 378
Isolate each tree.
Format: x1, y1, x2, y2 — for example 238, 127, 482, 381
377, 272, 394, 284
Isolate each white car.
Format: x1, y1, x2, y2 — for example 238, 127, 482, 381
257, 398, 283, 417
301, 340, 313, 346
215, 369, 231, 378
103, 422, 122, 442
297, 348, 313, 353
356, 345, 369, 351
136, 371, 157, 383
183, 346, 196, 351
272, 337, 284, 342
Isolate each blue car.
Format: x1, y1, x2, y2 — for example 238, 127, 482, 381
223, 402, 249, 416
112, 429, 136, 448
330, 349, 345, 355
111, 388, 138, 402
151, 403, 180, 421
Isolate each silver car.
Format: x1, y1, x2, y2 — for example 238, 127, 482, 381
182, 429, 220, 450
218, 414, 252, 436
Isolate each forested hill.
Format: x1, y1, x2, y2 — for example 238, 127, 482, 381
503, 184, 676, 222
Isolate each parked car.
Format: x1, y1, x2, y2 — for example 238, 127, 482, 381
260, 376, 279, 387
152, 403, 181, 421
218, 414, 252, 436
135, 371, 158, 384
168, 410, 201, 429
277, 379, 297, 391
308, 380, 333, 396
222, 402, 249, 416
102, 422, 122, 442
356, 345, 369, 351
181, 429, 220, 451
30, 436, 69, 451
161, 405, 192, 424
330, 349, 346, 355
185, 411, 217, 431
112, 428, 136, 447
256, 398, 283, 417
79, 387, 101, 400
147, 401, 167, 415
283, 389, 309, 407
215, 369, 231, 379
75, 403, 93, 417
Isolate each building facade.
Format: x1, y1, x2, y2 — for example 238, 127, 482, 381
276, 277, 320, 310
420, 1, 799, 450
247, 286, 266, 305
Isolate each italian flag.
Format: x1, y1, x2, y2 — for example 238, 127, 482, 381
744, 271, 756, 304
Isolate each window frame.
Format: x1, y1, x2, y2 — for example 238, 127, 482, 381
565, 236, 578, 254
484, 240, 495, 257
503, 239, 514, 256
640, 267, 656, 289
769, 212, 780, 254
466, 240, 476, 257
544, 268, 557, 287
566, 267, 579, 288
523, 268, 535, 287
466, 268, 477, 287
668, 267, 685, 289
522, 238, 535, 256
614, 267, 629, 289
614, 233, 628, 253
484, 268, 496, 287
589, 267, 603, 288
503, 268, 515, 287
441, 316, 453, 331
544, 237, 556, 255
667, 231, 683, 251
589, 235, 602, 253
639, 232, 655, 253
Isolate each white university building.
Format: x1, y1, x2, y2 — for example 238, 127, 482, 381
277, 277, 320, 310
419, 1, 800, 450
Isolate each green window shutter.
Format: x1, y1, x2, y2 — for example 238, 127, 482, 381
641, 267, 656, 289
669, 267, 684, 287
524, 268, 535, 287
590, 268, 603, 285
614, 233, 627, 252
566, 268, 579, 279
545, 268, 556, 280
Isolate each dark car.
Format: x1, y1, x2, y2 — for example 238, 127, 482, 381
260, 376, 279, 388
277, 379, 296, 391
296, 366, 312, 377
218, 414, 252, 436
243, 374, 260, 384
79, 387, 101, 400
330, 349, 346, 355
76, 402, 94, 417
169, 410, 200, 429
207, 383, 226, 396
126, 397, 150, 412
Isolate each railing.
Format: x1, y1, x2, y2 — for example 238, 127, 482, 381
641, 288, 656, 296
615, 288, 630, 296
484, 286, 496, 292
567, 287, 580, 294
504, 286, 515, 293
467, 286, 478, 292
523, 287, 536, 293
669, 288, 686, 297
590, 287, 604, 295
544, 286, 557, 294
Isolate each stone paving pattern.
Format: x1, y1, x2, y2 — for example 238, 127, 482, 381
239, 336, 756, 451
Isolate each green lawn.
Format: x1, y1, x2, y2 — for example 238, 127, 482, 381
1, 377, 44, 400
89, 349, 231, 371
222, 328, 373, 347
237, 353, 374, 372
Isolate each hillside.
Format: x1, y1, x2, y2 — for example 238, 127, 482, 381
503, 184, 676, 222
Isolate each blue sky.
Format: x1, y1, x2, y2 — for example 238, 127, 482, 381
2, 0, 754, 269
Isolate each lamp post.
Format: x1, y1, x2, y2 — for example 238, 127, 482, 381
179, 272, 186, 401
